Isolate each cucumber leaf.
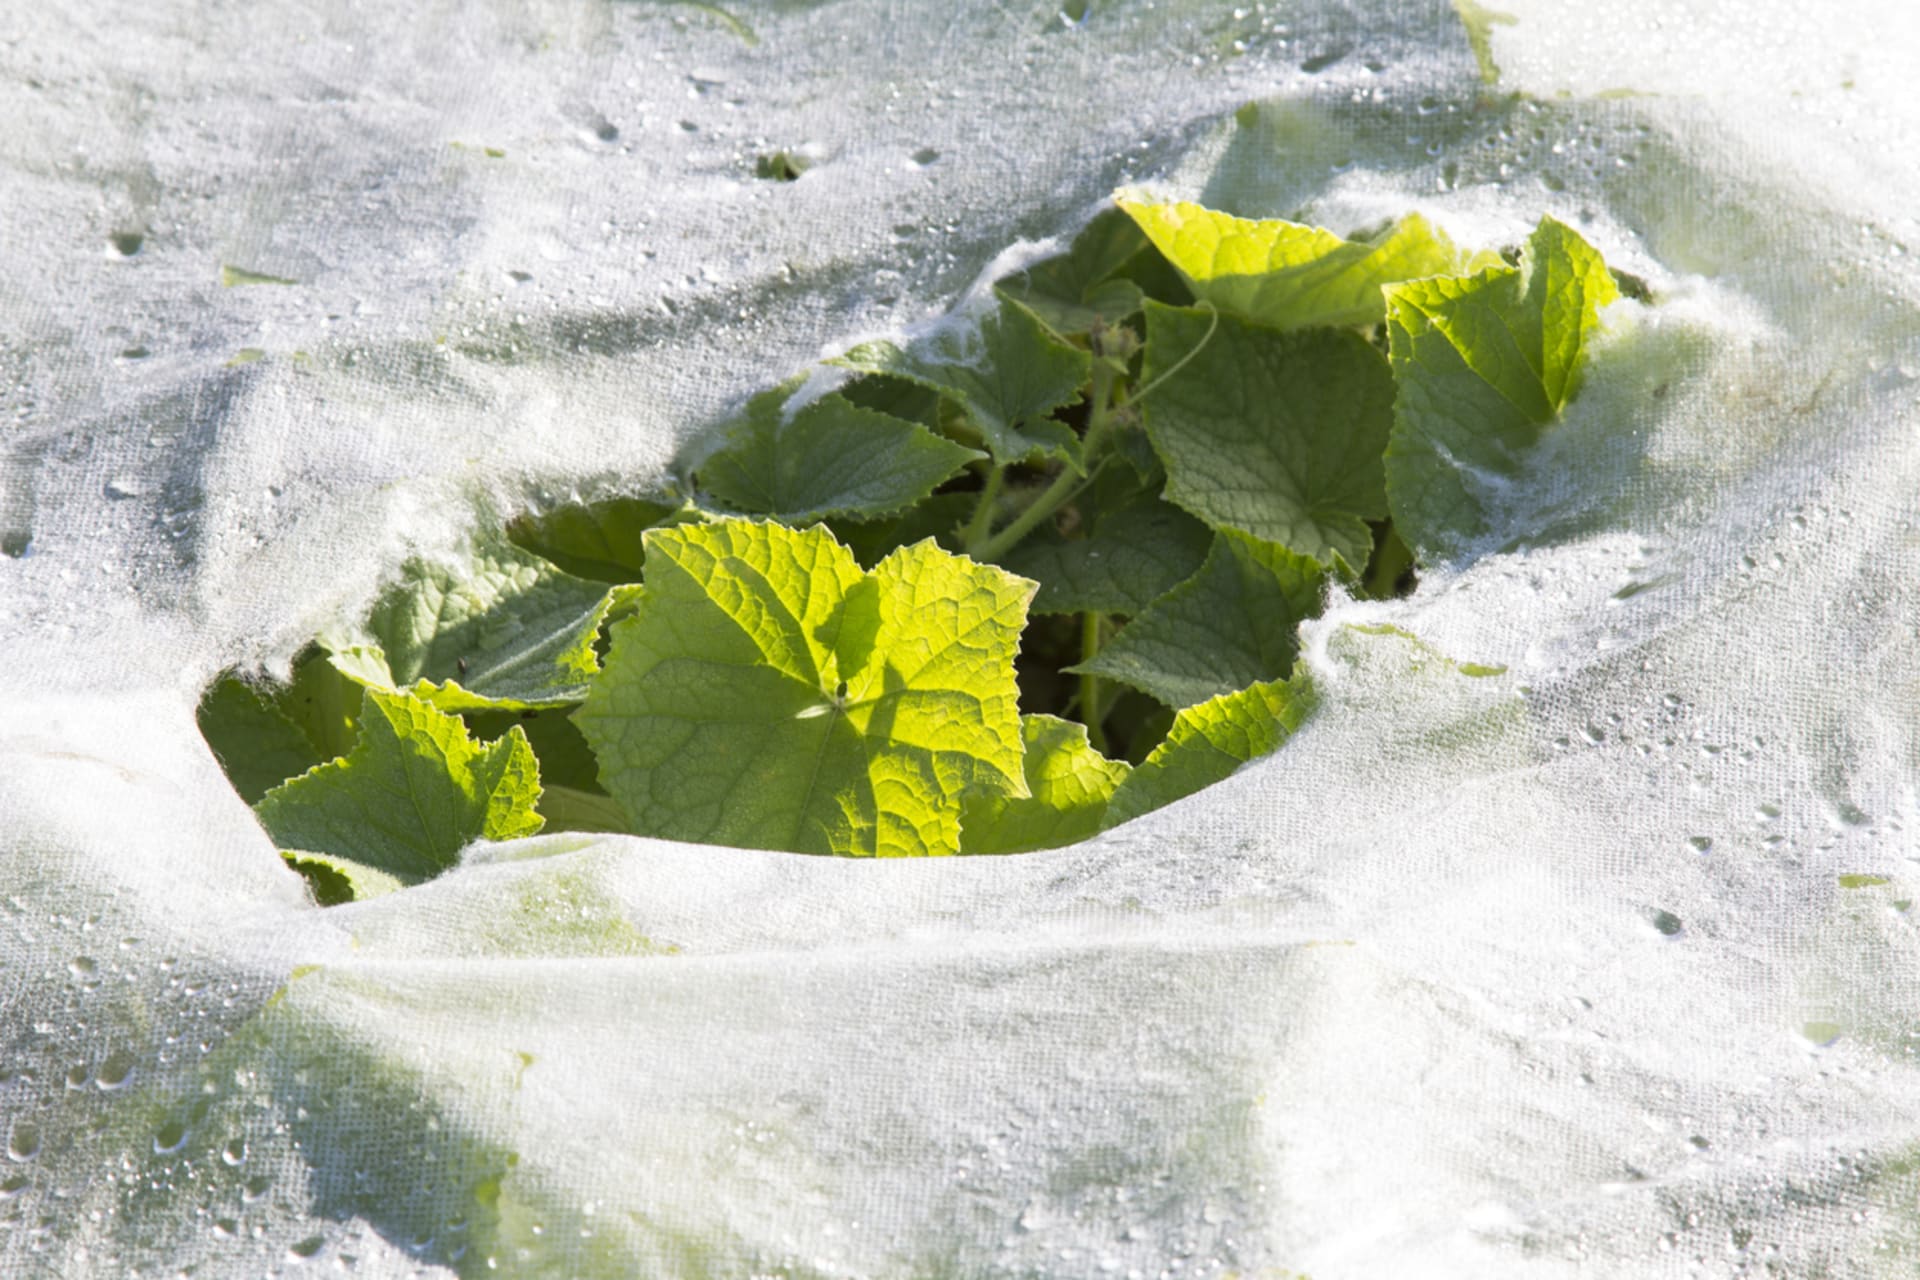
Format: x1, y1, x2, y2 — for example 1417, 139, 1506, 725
576, 520, 1033, 858
1383, 217, 1620, 561
278, 648, 364, 762
256, 688, 545, 892
828, 491, 975, 568
198, 677, 324, 804
698, 378, 981, 522
506, 495, 681, 584
994, 207, 1149, 339
1103, 675, 1312, 829
325, 537, 626, 712
959, 715, 1129, 854
279, 851, 408, 905
534, 786, 632, 835
461, 707, 623, 834
999, 491, 1212, 616
1119, 197, 1484, 330
1069, 530, 1324, 709
832, 298, 1091, 466
837, 372, 944, 428
1142, 300, 1394, 568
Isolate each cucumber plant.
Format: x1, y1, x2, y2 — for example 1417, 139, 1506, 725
199, 197, 1623, 899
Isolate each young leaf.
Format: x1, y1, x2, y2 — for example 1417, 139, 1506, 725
1118, 197, 1484, 330
994, 207, 1149, 339
1102, 675, 1312, 829
256, 688, 545, 891
698, 379, 981, 522
831, 298, 1091, 466
999, 491, 1212, 616
325, 537, 624, 713
506, 495, 680, 584
1068, 530, 1324, 709
1383, 217, 1620, 561
198, 677, 323, 804
576, 520, 1033, 858
1142, 300, 1394, 568
959, 715, 1130, 854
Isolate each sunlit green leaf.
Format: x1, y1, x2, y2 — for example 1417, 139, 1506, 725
577, 520, 1032, 857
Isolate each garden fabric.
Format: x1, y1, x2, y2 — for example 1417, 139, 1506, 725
3, 1, 1918, 1275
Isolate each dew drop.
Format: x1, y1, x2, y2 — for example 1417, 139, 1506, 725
95, 1049, 136, 1091
221, 1136, 247, 1167
7, 1122, 40, 1162
153, 1120, 188, 1155
68, 956, 97, 979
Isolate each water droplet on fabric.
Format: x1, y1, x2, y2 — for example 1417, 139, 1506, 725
153, 1120, 188, 1154
7, 1122, 40, 1162
221, 1136, 247, 1166
96, 1049, 136, 1090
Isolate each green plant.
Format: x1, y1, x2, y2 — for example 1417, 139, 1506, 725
198, 196, 1624, 898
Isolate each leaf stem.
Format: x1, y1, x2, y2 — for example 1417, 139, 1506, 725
1080, 611, 1107, 754
962, 464, 1007, 558
974, 354, 1122, 562
1123, 299, 1217, 409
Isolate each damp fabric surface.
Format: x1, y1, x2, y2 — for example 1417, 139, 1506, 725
3, 1, 1919, 1276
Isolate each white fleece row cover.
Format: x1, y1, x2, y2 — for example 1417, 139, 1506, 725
2, 0, 1917, 1276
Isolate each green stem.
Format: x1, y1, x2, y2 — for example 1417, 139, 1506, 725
1080, 611, 1107, 754
1122, 299, 1217, 409
961, 465, 1007, 558
975, 358, 1121, 563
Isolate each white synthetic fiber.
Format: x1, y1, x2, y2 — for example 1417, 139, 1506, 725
2, 1, 1917, 1276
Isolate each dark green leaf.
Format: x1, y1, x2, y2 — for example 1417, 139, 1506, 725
1143, 301, 1394, 567
1000, 492, 1212, 616
831, 299, 1091, 466
198, 677, 323, 804
506, 496, 681, 583
699, 380, 981, 522
1070, 530, 1324, 708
